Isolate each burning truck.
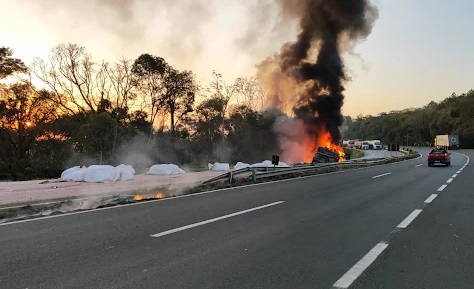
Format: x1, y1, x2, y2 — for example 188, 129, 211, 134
312, 147, 344, 163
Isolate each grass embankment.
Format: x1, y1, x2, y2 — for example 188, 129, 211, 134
343, 148, 365, 159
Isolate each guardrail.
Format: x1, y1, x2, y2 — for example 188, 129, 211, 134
201, 155, 416, 186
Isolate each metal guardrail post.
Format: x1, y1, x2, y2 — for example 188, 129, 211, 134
252, 168, 256, 183
229, 171, 233, 184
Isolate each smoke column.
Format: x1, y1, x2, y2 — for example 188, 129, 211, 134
258, 0, 378, 162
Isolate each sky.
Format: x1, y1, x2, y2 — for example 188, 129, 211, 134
1, 0, 473, 117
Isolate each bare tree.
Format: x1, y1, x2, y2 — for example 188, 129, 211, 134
32, 43, 110, 114
234, 76, 266, 111
106, 58, 138, 115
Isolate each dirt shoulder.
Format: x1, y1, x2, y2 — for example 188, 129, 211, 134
0, 171, 224, 207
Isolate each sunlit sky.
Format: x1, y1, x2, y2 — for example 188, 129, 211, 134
1, 0, 473, 117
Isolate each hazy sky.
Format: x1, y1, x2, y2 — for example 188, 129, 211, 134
1, 0, 473, 117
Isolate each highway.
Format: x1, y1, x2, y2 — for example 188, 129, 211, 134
0, 148, 471, 289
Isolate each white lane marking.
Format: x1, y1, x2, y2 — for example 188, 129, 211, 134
150, 201, 284, 238
446, 178, 453, 183
452, 174, 458, 178
414, 164, 423, 167
0, 153, 425, 227
456, 170, 461, 174
332, 242, 388, 289
372, 172, 392, 179
424, 194, 438, 204
437, 184, 447, 192
397, 209, 423, 229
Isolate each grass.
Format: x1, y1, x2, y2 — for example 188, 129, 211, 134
344, 148, 365, 159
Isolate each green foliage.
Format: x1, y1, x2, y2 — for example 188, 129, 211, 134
0, 47, 28, 79
346, 90, 474, 148
343, 148, 364, 159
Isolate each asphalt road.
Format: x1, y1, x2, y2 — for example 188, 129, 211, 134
0, 148, 471, 289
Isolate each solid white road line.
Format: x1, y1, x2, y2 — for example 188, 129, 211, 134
414, 164, 423, 167
332, 242, 389, 289
150, 201, 285, 238
424, 194, 438, 204
397, 209, 423, 229
446, 178, 453, 183
437, 184, 447, 192
372, 172, 392, 179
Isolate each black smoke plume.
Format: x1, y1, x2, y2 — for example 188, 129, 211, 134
263, 0, 378, 149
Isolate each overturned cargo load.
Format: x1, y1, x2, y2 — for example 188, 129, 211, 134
312, 147, 341, 163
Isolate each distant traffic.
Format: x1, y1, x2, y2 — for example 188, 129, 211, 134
343, 139, 383, 150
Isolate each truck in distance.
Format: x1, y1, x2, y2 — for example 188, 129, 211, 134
435, 134, 459, 149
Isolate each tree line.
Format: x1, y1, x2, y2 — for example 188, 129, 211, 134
345, 91, 474, 148
0, 44, 275, 180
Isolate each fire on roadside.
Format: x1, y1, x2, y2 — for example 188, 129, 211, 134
154, 192, 165, 199
133, 195, 143, 201
302, 130, 345, 163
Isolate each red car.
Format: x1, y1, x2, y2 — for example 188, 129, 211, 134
428, 148, 451, 166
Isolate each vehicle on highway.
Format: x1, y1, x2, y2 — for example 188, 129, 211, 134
355, 140, 369, 150
369, 139, 383, 150
427, 148, 451, 166
343, 140, 355, 148
434, 134, 459, 150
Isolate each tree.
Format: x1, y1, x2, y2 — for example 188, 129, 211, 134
132, 54, 170, 133
132, 54, 197, 135
32, 43, 111, 114
233, 76, 266, 110
0, 81, 63, 179
0, 47, 28, 79
106, 58, 138, 120
164, 69, 196, 134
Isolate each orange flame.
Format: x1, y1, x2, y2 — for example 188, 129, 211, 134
133, 195, 143, 201
154, 192, 165, 199
303, 130, 345, 163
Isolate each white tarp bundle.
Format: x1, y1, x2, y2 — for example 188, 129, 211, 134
84, 165, 121, 183
116, 164, 136, 181
60, 166, 86, 182
60, 164, 136, 183
233, 162, 251, 170
209, 162, 230, 171
146, 164, 185, 175
251, 160, 290, 168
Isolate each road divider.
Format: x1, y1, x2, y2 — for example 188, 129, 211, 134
424, 194, 438, 204
397, 209, 423, 229
150, 201, 285, 238
332, 242, 388, 289
437, 184, 447, 192
372, 172, 392, 179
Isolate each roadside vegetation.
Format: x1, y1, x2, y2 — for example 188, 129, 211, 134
344, 91, 474, 148
0, 45, 277, 180
343, 148, 364, 159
